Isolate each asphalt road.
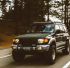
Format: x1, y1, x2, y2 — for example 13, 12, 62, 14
0, 48, 70, 68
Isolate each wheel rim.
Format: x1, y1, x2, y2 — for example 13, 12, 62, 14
52, 49, 56, 60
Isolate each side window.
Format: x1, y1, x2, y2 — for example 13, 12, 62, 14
63, 25, 67, 32
55, 24, 60, 30
55, 24, 64, 33
59, 25, 65, 33
55, 24, 60, 34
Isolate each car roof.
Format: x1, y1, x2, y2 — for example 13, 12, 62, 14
33, 22, 64, 25
33, 21, 54, 24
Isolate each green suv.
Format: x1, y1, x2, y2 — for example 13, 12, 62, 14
12, 22, 70, 64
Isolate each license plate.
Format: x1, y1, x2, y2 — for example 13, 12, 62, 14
23, 47, 31, 50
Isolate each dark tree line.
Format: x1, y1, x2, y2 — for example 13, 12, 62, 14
0, 0, 70, 34
14, 0, 51, 24
14, 0, 70, 34
13, 0, 52, 34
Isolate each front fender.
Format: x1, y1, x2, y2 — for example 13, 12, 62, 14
48, 38, 56, 45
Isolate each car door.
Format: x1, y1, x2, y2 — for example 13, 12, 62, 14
59, 24, 66, 45
55, 24, 64, 48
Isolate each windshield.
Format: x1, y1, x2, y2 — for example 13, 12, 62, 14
27, 23, 54, 33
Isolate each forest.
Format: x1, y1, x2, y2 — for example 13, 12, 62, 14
0, 0, 69, 35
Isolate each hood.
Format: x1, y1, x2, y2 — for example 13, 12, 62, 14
16, 33, 50, 39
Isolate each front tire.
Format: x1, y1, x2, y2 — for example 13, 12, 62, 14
12, 50, 25, 62
47, 44, 56, 64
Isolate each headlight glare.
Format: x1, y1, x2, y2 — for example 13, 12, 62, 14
38, 38, 48, 44
44, 38, 48, 43
38, 39, 44, 43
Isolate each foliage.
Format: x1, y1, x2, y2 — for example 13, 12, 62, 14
1, 0, 70, 34
14, 0, 52, 23
2, 10, 15, 19
13, 0, 66, 34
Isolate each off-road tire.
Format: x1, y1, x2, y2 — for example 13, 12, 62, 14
12, 50, 25, 62
47, 44, 56, 64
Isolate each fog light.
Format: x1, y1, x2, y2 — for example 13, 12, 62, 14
37, 46, 42, 50
13, 46, 17, 49
18, 47, 21, 49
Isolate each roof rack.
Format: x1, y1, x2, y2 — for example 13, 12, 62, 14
33, 21, 53, 24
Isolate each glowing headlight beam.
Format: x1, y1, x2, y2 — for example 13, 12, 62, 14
38, 38, 48, 44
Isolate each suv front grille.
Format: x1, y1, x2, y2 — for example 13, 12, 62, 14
19, 38, 38, 46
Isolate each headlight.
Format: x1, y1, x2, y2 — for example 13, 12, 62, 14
38, 39, 44, 43
13, 39, 19, 43
38, 38, 48, 44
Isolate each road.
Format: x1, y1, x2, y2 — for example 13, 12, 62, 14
0, 48, 70, 68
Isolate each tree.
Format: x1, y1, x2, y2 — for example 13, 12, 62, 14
13, 0, 52, 34
7, 0, 70, 34
14, 0, 52, 23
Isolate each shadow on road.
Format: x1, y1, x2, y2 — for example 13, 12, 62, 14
2, 51, 69, 68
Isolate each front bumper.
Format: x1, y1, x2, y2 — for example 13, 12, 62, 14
11, 44, 50, 52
